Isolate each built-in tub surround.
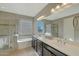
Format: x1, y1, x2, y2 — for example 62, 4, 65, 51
33, 35, 79, 56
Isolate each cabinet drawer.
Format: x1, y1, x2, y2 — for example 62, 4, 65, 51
43, 43, 67, 56
43, 47, 56, 56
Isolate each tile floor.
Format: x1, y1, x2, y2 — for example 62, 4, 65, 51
0, 47, 38, 56
10, 47, 38, 56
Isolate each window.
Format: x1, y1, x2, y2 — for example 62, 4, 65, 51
37, 21, 45, 33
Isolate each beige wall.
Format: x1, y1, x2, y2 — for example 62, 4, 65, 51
63, 16, 74, 41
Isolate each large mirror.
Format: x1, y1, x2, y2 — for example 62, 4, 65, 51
44, 3, 79, 42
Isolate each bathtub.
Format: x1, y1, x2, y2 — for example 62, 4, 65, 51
17, 38, 32, 49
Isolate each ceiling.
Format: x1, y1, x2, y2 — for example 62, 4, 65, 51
0, 3, 47, 17
45, 4, 79, 20
1, 3, 79, 21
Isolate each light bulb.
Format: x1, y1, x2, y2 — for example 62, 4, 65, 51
37, 16, 44, 20
62, 3, 67, 6
51, 8, 55, 13
55, 5, 60, 9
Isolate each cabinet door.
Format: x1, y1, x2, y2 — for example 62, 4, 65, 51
32, 37, 37, 51
43, 43, 67, 56
32, 36, 35, 48
37, 40, 42, 56
43, 47, 55, 56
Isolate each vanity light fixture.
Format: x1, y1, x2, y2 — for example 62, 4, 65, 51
55, 5, 60, 9
51, 8, 55, 13
62, 3, 67, 6
62, 3, 67, 5
37, 16, 45, 20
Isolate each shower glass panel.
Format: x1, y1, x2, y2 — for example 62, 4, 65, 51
0, 20, 17, 50
0, 25, 9, 50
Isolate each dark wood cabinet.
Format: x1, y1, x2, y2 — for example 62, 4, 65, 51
32, 36, 67, 56
32, 36, 37, 51
32, 36, 43, 56
43, 47, 55, 56
43, 43, 67, 56
37, 40, 42, 56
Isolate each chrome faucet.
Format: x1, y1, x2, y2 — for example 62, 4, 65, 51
57, 38, 67, 45
57, 38, 62, 43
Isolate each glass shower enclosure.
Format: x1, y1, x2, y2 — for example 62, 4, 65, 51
0, 20, 18, 54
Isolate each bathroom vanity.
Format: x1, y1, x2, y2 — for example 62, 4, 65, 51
32, 35, 79, 56
32, 36, 67, 56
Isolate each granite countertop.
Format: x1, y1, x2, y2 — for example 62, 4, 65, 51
33, 35, 79, 56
